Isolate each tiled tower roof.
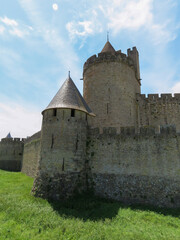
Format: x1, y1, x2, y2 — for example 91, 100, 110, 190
6, 132, 12, 138
101, 41, 116, 54
43, 75, 95, 116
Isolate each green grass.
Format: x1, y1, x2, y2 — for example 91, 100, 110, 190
0, 170, 180, 240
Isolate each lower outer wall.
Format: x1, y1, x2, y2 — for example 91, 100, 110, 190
0, 140, 24, 172
87, 127, 180, 208
32, 172, 87, 200
21, 138, 41, 177
92, 173, 180, 208
0, 160, 21, 172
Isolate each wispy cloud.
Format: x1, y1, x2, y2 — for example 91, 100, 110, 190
0, 25, 5, 34
0, 100, 41, 139
0, 16, 32, 38
18, 0, 81, 81
171, 81, 180, 93
66, 21, 94, 39
0, 16, 18, 26
65, 0, 179, 46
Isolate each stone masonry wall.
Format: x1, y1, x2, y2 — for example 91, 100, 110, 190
137, 93, 180, 132
86, 126, 180, 208
21, 138, 41, 177
0, 138, 24, 171
32, 109, 88, 200
83, 51, 141, 130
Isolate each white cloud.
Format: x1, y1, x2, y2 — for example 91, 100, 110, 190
0, 101, 41, 139
9, 28, 29, 38
0, 25, 5, 34
65, 0, 178, 46
102, 0, 153, 31
0, 16, 32, 38
171, 82, 180, 93
66, 21, 93, 38
0, 16, 18, 26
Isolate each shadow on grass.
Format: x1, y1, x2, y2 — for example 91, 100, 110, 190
49, 194, 180, 221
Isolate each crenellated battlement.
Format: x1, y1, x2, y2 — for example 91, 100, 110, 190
83, 50, 136, 75
137, 93, 180, 103
88, 125, 177, 138
0, 138, 25, 143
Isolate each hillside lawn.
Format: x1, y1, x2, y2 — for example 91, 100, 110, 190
0, 170, 180, 240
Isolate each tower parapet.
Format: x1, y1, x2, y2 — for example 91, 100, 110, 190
84, 50, 140, 82
127, 47, 140, 81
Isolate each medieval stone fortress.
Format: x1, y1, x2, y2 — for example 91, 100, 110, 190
0, 40, 180, 208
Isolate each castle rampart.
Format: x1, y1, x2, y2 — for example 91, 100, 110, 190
1, 40, 180, 209
0, 138, 24, 171
86, 125, 180, 208
137, 93, 180, 131
21, 131, 41, 178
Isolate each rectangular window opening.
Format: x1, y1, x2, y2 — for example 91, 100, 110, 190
71, 109, 75, 117
53, 109, 57, 116
107, 103, 109, 114
51, 134, 54, 149
62, 158, 65, 171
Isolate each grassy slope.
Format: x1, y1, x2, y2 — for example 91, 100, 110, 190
0, 170, 179, 240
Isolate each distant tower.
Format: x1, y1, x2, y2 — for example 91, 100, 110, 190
0, 133, 24, 172
83, 40, 141, 129
6, 132, 12, 138
32, 74, 94, 200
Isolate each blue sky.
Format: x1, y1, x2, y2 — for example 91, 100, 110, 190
0, 0, 180, 139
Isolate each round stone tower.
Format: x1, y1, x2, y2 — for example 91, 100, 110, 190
32, 74, 94, 200
83, 40, 141, 129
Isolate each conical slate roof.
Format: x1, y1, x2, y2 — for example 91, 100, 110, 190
43, 76, 95, 116
101, 41, 116, 54
6, 132, 12, 138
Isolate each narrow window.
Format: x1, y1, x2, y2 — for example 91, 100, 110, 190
62, 158, 65, 171
71, 109, 75, 117
51, 134, 54, 149
107, 103, 109, 114
75, 134, 79, 151
53, 109, 57, 116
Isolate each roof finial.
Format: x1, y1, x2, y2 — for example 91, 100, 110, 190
68, 71, 70, 78
107, 31, 109, 42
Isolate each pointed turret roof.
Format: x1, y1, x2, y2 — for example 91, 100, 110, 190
43, 74, 95, 116
101, 41, 116, 54
6, 132, 12, 138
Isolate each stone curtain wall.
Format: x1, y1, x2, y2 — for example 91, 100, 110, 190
137, 93, 180, 132
0, 138, 24, 171
25, 131, 41, 144
21, 138, 41, 177
86, 126, 180, 208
